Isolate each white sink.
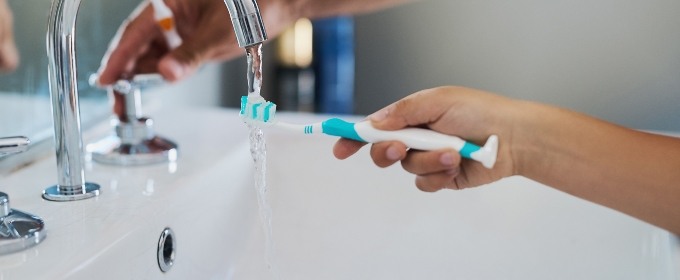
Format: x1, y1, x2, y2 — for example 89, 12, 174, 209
0, 108, 258, 279
236, 114, 680, 280
0, 108, 678, 279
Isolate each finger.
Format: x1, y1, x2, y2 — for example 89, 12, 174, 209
401, 149, 461, 175
133, 39, 168, 74
333, 138, 367, 160
369, 141, 408, 168
157, 17, 234, 81
97, 3, 160, 85
111, 90, 126, 120
368, 88, 452, 131
415, 169, 460, 192
134, 53, 162, 74
0, 1, 18, 72
0, 38, 19, 72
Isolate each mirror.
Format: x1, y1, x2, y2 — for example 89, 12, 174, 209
0, 0, 143, 164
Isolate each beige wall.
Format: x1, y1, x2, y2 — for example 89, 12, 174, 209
353, 0, 680, 131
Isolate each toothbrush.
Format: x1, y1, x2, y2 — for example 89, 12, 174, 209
240, 95, 499, 169
150, 0, 182, 49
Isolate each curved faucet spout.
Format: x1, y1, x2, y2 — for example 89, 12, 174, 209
46, 0, 100, 200
223, 0, 268, 48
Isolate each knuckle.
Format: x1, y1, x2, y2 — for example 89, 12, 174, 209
374, 160, 390, 169
415, 176, 441, 193
444, 181, 461, 191
400, 154, 422, 174
400, 160, 413, 172
392, 97, 411, 114
176, 44, 207, 66
371, 154, 391, 169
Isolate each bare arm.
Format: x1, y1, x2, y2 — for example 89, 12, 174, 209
334, 86, 680, 235
290, 0, 416, 19
516, 101, 680, 234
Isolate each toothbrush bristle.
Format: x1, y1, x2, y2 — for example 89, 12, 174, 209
239, 96, 277, 127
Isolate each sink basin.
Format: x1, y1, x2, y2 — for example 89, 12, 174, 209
235, 113, 680, 280
0, 108, 258, 279
0, 108, 677, 279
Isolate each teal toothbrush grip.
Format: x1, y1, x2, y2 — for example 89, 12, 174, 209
321, 118, 497, 168
320, 118, 480, 159
458, 142, 482, 159
321, 118, 365, 142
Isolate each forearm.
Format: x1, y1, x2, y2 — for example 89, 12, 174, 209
515, 102, 680, 234
289, 0, 416, 19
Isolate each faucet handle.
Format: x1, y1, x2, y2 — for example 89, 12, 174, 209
88, 73, 178, 166
112, 73, 166, 94
0, 190, 47, 255
0, 137, 30, 158
88, 73, 166, 94
0, 192, 9, 217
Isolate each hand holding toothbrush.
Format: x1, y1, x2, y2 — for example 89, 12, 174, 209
333, 86, 680, 235
334, 86, 518, 192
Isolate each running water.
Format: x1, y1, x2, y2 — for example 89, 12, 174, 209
246, 44, 263, 97
246, 44, 279, 279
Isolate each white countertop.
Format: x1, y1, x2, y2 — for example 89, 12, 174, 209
0, 108, 677, 279
235, 113, 680, 280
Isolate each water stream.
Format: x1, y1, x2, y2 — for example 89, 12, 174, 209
246, 44, 279, 279
246, 44, 263, 97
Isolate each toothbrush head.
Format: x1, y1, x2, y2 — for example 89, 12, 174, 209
239, 95, 278, 127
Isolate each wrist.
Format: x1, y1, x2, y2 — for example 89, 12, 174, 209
506, 100, 558, 178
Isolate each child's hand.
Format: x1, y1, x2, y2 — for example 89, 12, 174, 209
334, 86, 526, 192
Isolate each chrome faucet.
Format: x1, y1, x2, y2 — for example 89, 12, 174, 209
44, 0, 100, 201
0, 137, 47, 256
42, 0, 265, 201
87, 74, 179, 166
223, 0, 268, 48
0, 137, 30, 158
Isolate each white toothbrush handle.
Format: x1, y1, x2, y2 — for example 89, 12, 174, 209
355, 122, 465, 150
353, 122, 499, 169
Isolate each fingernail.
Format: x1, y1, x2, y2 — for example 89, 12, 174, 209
386, 146, 401, 161
446, 168, 459, 175
369, 109, 388, 122
163, 58, 186, 80
440, 152, 454, 166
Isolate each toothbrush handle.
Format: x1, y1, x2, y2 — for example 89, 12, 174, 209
355, 121, 468, 151
355, 122, 498, 169
322, 118, 498, 169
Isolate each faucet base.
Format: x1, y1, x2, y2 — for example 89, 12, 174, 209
87, 135, 178, 166
0, 192, 47, 256
42, 183, 101, 202
0, 209, 47, 256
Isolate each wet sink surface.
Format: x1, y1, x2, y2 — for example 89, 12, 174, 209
0, 109, 677, 279
235, 113, 679, 280
0, 108, 258, 279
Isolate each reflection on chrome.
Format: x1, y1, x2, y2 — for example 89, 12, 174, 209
45, 0, 100, 202
87, 74, 179, 166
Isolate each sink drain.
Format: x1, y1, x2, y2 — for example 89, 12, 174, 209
157, 228, 176, 272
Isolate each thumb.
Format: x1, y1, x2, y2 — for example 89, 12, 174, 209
158, 38, 212, 82
369, 89, 451, 131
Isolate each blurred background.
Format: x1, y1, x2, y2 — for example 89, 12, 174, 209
1, 0, 679, 150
